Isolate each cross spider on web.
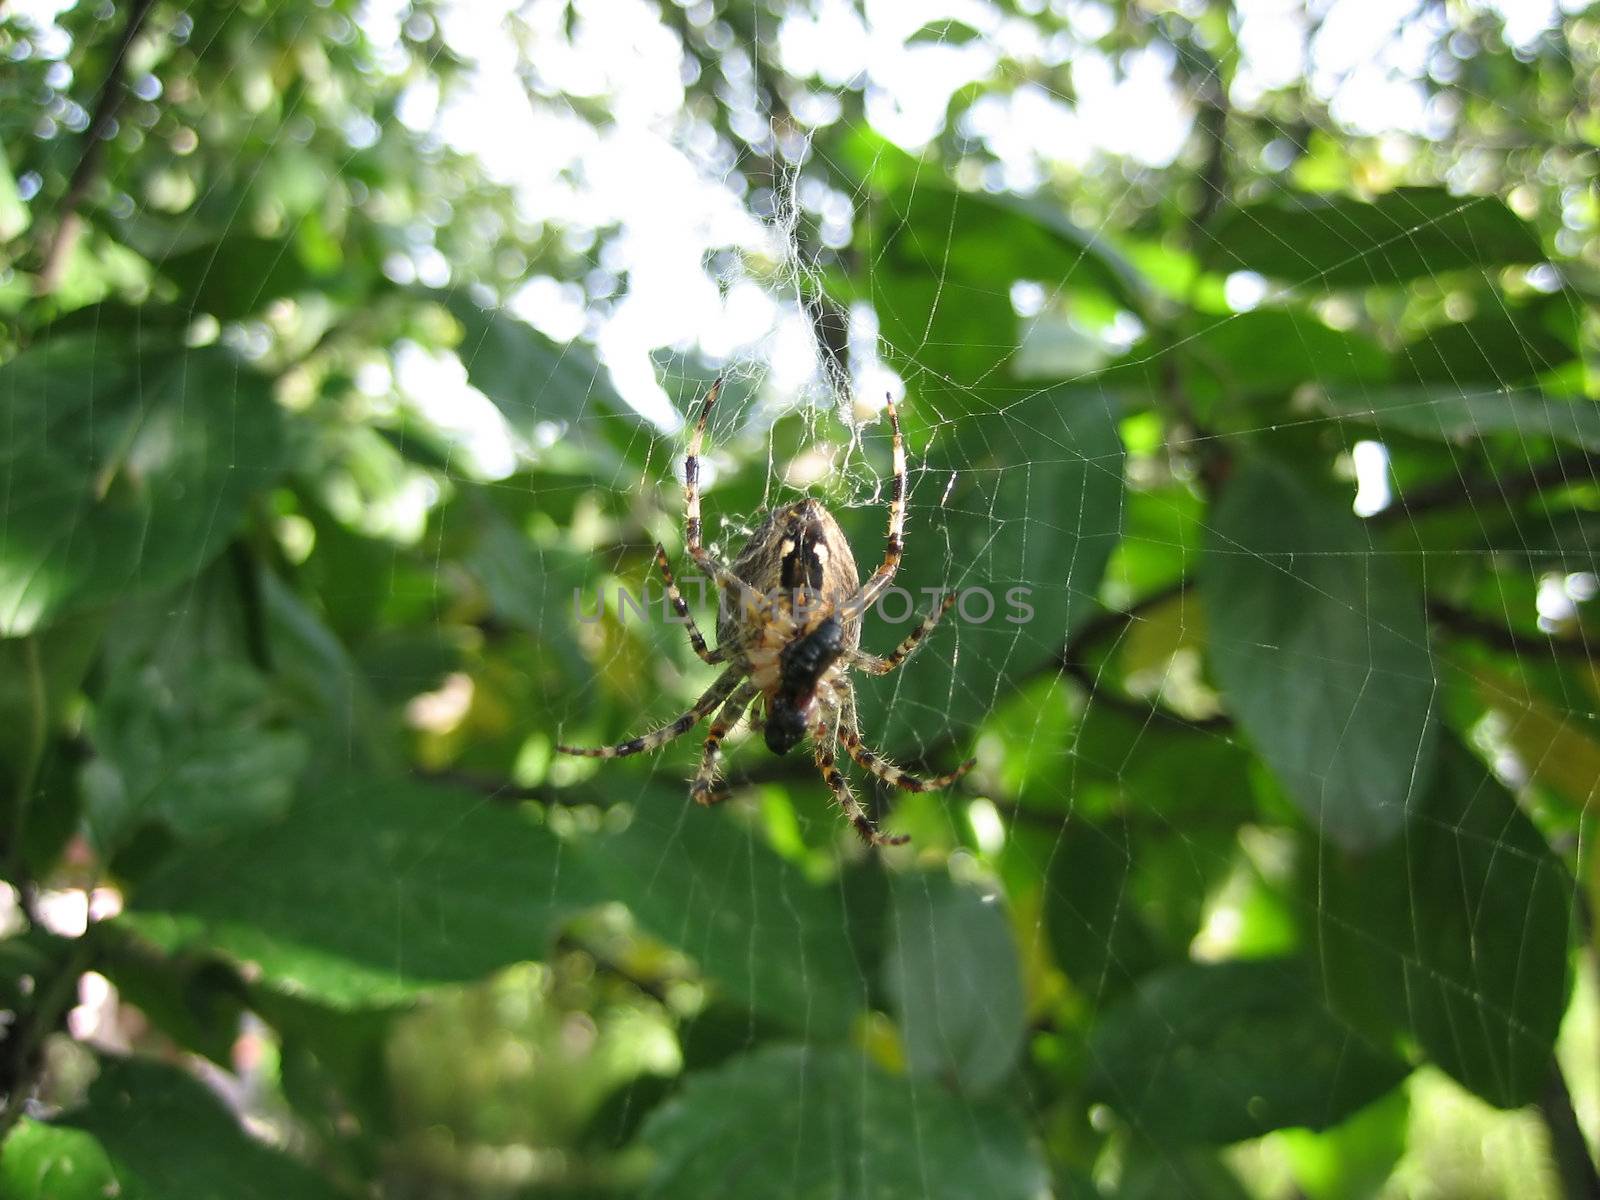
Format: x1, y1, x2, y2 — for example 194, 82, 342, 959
558, 378, 974, 846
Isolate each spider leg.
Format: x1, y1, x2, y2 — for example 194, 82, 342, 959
689, 681, 758, 805
812, 718, 909, 847
682, 377, 764, 621
654, 543, 727, 665
837, 687, 974, 792
557, 666, 744, 759
841, 393, 907, 621
846, 593, 954, 676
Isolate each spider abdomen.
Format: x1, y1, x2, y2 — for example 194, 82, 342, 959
716, 499, 863, 650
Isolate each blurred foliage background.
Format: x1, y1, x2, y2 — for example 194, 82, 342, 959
0, 0, 1597, 1197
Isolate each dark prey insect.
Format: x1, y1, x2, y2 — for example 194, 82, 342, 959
557, 379, 972, 845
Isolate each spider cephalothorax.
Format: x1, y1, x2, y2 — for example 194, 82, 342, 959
558, 379, 971, 846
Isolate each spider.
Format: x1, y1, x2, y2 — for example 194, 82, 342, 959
557, 379, 973, 845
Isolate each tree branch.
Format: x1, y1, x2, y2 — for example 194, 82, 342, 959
34, 0, 157, 296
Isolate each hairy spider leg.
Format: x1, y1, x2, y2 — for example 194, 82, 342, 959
846, 592, 955, 676
557, 665, 744, 758
689, 681, 758, 805
654, 542, 727, 664
682, 377, 764, 622
841, 393, 907, 621
836, 688, 975, 793
813, 720, 909, 846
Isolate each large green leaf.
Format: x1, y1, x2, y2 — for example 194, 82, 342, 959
120, 775, 599, 1006
444, 292, 625, 435
0, 1120, 117, 1200
1396, 307, 1576, 385
1086, 958, 1409, 1143
1202, 188, 1544, 288
861, 385, 1124, 751
1322, 386, 1600, 451
1201, 455, 1438, 850
1311, 737, 1571, 1108
58, 1058, 340, 1200
638, 1045, 1051, 1199
81, 658, 309, 851
1042, 818, 1162, 1003
0, 340, 285, 636
863, 184, 1146, 403
882, 871, 1025, 1092
158, 236, 332, 321
578, 791, 869, 1037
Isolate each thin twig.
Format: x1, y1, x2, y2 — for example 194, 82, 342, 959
34, 0, 157, 296
1428, 600, 1592, 661
1540, 1064, 1600, 1200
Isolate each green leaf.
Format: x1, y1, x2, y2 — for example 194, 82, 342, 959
1086, 958, 1409, 1143
443, 293, 624, 435
119, 775, 599, 1006
1201, 455, 1438, 850
1183, 308, 1391, 417
59, 1057, 341, 1200
1322, 387, 1600, 451
0, 612, 105, 794
1397, 308, 1576, 385
0, 1119, 116, 1200
1312, 736, 1571, 1108
1042, 818, 1162, 1002
158, 236, 329, 321
907, 19, 982, 45
1202, 188, 1544, 288
863, 385, 1124, 750
0, 341, 286, 636
579, 793, 868, 1036
863, 185, 1147, 401
82, 659, 309, 851
638, 1045, 1051, 1199
883, 871, 1025, 1092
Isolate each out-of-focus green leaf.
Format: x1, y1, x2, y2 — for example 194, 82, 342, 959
1312, 737, 1571, 1108
638, 1045, 1051, 1199
883, 871, 1025, 1092
579, 792, 868, 1037
120, 775, 599, 1006
0, 612, 105, 792
59, 1057, 341, 1200
261, 571, 400, 774
1202, 455, 1438, 850
1184, 307, 1390, 412
1043, 818, 1162, 1002
0, 1119, 117, 1200
443, 292, 624, 434
1397, 308, 1576, 385
81, 659, 308, 851
0, 152, 29, 241
158, 236, 332, 321
863, 385, 1124, 751
907, 19, 982, 45
863, 185, 1146, 402
0, 340, 286, 636
1322, 387, 1600, 451
94, 928, 246, 1066
1116, 1150, 1253, 1200
1280, 1088, 1410, 1200
1086, 958, 1409, 1143
1202, 188, 1543, 288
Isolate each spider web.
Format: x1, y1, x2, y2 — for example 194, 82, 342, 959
8, 0, 1595, 1196
450, 3, 1595, 1191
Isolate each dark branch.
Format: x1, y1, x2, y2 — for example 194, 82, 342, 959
1428, 600, 1592, 661
35, 0, 157, 296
